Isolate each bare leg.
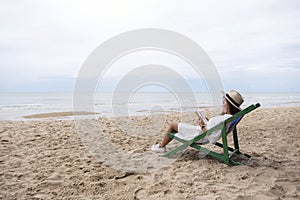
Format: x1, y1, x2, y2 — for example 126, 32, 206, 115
160, 121, 179, 147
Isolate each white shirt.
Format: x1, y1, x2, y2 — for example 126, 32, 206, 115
205, 114, 232, 143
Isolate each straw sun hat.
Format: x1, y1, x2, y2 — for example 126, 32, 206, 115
222, 90, 244, 110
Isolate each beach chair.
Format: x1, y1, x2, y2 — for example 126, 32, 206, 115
163, 103, 261, 165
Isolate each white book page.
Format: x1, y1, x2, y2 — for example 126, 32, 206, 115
195, 111, 208, 124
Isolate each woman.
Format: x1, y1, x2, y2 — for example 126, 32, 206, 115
151, 90, 244, 153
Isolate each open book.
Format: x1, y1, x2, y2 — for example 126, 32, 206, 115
195, 111, 208, 124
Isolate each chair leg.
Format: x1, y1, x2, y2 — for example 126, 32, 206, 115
221, 125, 229, 164
191, 143, 225, 161
233, 128, 239, 150
163, 139, 193, 158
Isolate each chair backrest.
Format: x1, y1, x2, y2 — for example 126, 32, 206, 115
194, 104, 261, 145
226, 115, 243, 133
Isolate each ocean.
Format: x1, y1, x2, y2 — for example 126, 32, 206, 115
0, 92, 300, 120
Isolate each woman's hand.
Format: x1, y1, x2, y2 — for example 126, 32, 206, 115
197, 119, 206, 127
197, 118, 207, 132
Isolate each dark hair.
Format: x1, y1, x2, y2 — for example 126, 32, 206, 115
227, 99, 240, 115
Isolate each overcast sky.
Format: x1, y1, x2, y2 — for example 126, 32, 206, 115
0, 0, 300, 92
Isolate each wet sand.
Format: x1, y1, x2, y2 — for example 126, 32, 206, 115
23, 111, 99, 119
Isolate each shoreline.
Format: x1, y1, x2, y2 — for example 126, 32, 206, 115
1, 105, 300, 121
1, 92, 300, 121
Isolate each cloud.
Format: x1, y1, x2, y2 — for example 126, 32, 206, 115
0, 0, 299, 92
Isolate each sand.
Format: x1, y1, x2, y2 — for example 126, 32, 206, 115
1, 106, 300, 199
23, 111, 100, 119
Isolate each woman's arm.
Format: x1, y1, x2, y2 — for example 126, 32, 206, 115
197, 119, 208, 132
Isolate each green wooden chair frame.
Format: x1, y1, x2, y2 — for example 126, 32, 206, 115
163, 103, 261, 165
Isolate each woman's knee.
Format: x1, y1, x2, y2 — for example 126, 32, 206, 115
170, 121, 179, 131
